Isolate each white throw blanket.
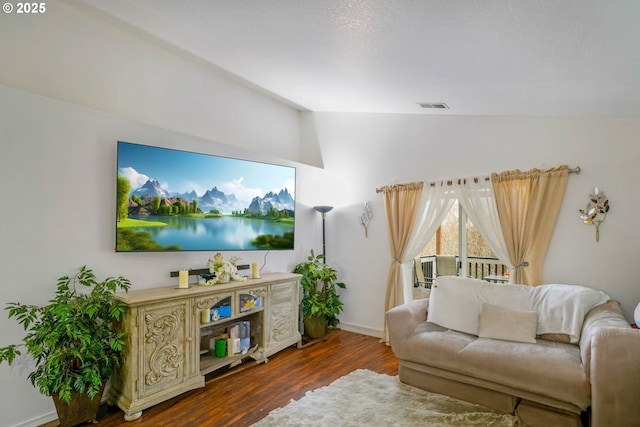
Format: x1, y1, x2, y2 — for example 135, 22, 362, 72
531, 284, 610, 343
427, 276, 610, 343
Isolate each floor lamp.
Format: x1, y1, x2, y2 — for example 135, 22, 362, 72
313, 205, 333, 262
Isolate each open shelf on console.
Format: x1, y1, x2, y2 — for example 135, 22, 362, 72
198, 308, 265, 376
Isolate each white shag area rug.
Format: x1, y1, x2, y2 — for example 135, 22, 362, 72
251, 369, 517, 427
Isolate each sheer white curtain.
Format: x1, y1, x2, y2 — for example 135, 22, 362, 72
454, 178, 514, 281
401, 184, 456, 301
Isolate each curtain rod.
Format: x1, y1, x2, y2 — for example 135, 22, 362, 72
376, 166, 581, 193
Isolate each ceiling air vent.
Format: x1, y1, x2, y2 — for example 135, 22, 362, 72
417, 102, 449, 109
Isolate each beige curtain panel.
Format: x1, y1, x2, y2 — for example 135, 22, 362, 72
491, 165, 569, 286
380, 181, 424, 344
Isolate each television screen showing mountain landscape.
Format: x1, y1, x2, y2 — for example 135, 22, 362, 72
115, 141, 295, 252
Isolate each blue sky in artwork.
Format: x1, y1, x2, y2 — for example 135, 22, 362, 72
117, 141, 295, 203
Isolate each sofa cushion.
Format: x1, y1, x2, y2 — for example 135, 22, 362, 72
478, 303, 537, 343
405, 327, 590, 410
537, 333, 571, 343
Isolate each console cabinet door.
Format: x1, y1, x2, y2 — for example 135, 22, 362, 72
237, 286, 268, 315
138, 299, 194, 398
267, 281, 299, 352
196, 293, 234, 324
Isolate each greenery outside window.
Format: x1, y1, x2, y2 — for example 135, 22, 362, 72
419, 200, 506, 282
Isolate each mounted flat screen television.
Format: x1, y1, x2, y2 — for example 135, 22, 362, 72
115, 141, 295, 252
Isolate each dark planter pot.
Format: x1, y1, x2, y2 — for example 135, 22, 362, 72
304, 316, 327, 339
51, 381, 106, 427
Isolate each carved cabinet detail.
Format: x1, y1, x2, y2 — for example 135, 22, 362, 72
267, 281, 298, 347
140, 302, 188, 394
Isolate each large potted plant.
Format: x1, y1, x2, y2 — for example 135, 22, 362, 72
0, 266, 131, 427
293, 250, 346, 339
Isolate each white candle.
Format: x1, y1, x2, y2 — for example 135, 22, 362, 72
230, 338, 241, 354
178, 270, 189, 288
200, 309, 209, 324
251, 262, 260, 279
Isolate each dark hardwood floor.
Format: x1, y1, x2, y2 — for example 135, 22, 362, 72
49, 330, 398, 427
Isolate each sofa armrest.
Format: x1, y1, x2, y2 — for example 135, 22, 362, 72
590, 326, 640, 427
386, 298, 429, 354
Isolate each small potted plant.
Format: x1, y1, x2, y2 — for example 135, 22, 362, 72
0, 266, 131, 427
293, 250, 346, 339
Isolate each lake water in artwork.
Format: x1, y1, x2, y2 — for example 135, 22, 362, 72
129, 215, 293, 250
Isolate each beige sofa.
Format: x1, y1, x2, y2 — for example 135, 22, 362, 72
387, 281, 640, 427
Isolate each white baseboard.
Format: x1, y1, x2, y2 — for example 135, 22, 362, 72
339, 322, 383, 339
9, 392, 111, 427
10, 411, 57, 427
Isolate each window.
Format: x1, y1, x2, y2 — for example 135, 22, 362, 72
418, 201, 507, 282
421, 201, 459, 257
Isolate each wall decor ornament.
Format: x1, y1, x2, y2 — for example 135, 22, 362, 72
360, 202, 372, 238
579, 186, 610, 242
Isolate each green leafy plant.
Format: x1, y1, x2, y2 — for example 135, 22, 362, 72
0, 266, 131, 404
293, 249, 346, 328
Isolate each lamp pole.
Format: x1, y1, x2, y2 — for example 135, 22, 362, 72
313, 206, 333, 262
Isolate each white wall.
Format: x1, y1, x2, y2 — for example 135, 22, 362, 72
305, 112, 640, 335
0, 0, 303, 164
0, 84, 318, 427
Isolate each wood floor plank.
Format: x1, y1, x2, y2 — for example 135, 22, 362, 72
45, 330, 398, 427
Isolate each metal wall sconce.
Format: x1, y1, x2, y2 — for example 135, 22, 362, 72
579, 187, 610, 242
360, 202, 372, 238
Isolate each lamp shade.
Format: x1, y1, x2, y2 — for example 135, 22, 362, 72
313, 205, 334, 214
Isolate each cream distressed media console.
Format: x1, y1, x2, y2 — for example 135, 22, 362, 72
107, 273, 301, 421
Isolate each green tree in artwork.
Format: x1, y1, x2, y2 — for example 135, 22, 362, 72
151, 196, 161, 213
116, 174, 131, 222
131, 194, 144, 206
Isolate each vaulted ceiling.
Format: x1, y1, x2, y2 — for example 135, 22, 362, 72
77, 0, 640, 117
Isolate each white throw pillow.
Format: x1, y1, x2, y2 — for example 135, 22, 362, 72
478, 303, 537, 343
427, 276, 487, 335
427, 276, 534, 336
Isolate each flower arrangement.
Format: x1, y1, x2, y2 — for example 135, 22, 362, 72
204, 252, 247, 285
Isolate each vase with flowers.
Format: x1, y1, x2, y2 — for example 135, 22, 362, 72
205, 252, 247, 285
